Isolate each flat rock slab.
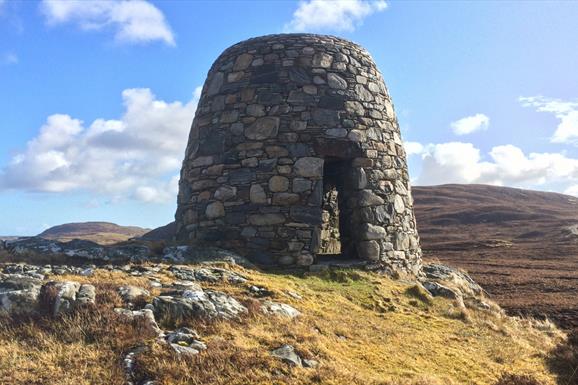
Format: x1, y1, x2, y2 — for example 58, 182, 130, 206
153, 289, 247, 321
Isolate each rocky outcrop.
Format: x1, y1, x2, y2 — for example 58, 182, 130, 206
421, 263, 483, 298
40, 281, 96, 316
0, 276, 42, 313
152, 289, 247, 322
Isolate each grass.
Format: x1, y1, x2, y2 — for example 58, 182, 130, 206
0, 263, 567, 385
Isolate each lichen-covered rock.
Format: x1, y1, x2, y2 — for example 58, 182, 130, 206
422, 264, 483, 298
115, 308, 162, 337
423, 281, 460, 300
118, 286, 150, 304
153, 289, 247, 322
270, 344, 302, 367
261, 300, 300, 318
40, 281, 96, 316
168, 265, 247, 284
165, 327, 207, 356
0, 276, 42, 313
161, 246, 252, 266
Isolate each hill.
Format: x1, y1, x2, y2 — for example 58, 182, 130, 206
413, 184, 578, 329
38, 222, 150, 245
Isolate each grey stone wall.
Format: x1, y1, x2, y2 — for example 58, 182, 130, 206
175, 33, 421, 276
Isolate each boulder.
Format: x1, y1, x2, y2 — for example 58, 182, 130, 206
423, 281, 460, 300
422, 264, 483, 298
40, 281, 96, 316
0, 276, 42, 314
270, 344, 302, 367
115, 308, 162, 337
261, 300, 300, 318
118, 286, 150, 304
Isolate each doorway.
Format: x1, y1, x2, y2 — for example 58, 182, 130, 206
318, 158, 355, 259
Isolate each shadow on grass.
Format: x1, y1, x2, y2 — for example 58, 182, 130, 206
547, 329, 578, 385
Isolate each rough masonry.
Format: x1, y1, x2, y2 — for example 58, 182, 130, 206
175, 33, 421, 276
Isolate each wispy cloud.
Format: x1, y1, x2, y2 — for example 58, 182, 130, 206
0, 87, 201, 203
40, 0, 175, 46
520, 96, 578, 144
450, 113, 489, 136
1, 52, 18, 65
284, 0, 387, 33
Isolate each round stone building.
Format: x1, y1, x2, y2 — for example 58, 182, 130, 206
175, 34, 421, 276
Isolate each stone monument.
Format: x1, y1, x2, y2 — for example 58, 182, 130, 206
175, 34, 421, 276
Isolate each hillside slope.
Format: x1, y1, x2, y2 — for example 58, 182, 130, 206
38, 222, 149, 245
413, 184, 578, 328
0, 262, 566, 385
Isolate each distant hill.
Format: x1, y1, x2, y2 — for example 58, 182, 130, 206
139, 222, 176, 242
413, 184, 578, 328
38, 222, 150, 245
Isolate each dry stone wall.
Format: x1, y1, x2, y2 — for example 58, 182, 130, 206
175, 33, 421, 276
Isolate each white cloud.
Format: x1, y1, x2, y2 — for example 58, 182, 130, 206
1, 52, 18, 65
0, 88, 200, 203
520, 96, 578, 144
450, 113, 489, 135
40, 0, 175, 46
405, 141, 578, 192
404, 141, 424, 156
284, 0, 387, 33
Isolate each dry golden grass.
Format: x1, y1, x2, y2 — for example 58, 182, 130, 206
0, 264, 567, 385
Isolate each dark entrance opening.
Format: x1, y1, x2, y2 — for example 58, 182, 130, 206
318, 158, 355, 260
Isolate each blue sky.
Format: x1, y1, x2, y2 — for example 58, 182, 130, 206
1, 0, 577, 235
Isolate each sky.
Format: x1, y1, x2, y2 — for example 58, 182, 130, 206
1, 0, 577, 235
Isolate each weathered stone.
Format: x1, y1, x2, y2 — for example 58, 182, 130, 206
360, 223, 386, 240
248, 214, 285, 226
153, 289, 247, 321
207, 72, 224, 96
327, 73, 347, 89
246, 104, 266, 117
292, 178, 312, 193
325, 128, 347, 137
0, 277, 41, 314
312, 108, 340, 126
245, 117, 279, 140
393, 195, 405, 213
205, 202, 225, 219
313, 53, 333, 68
272, 193, 300, 205
118, 286, 150, 304
261, 300, 300, 318
40, 281, 95, 316
234, 53, 253, 71
358, 190, 385, 207
250, 184, 267, 204
271, 344, 302, 367
357, 240, 380, 261
214, 185, 237, 201
294, 157, 323, 178
269, 176, 289, 192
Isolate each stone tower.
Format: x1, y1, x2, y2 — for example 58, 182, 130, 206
175, 34, 421, 276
